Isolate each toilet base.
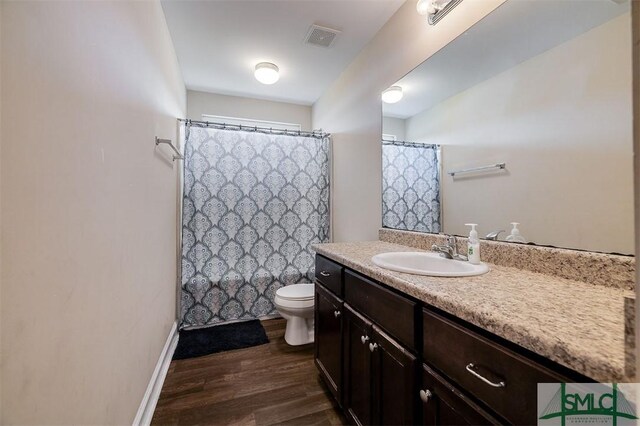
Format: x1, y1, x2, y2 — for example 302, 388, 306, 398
283, 315, 314, 346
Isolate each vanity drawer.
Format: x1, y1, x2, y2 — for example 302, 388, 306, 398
315, 255, 343, 297
422, 309, 567, 425
345, 270, 417, 351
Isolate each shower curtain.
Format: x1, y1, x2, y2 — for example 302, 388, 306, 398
382, 141, 440, 233
180, 125, 330, 329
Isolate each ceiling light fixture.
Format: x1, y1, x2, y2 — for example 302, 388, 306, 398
382, 86, 403, 104
254, 62, 280, 85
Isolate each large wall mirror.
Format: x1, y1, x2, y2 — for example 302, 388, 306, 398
381, 0, 633, 255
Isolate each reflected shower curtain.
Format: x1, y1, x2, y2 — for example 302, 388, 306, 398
180, 125, 330, 328
382, 141, 440, 233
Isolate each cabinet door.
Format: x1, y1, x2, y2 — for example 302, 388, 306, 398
420, 364, 500, 426
371, 325, 417, 425
314, 283, 343, 403
343, 304, 373, 426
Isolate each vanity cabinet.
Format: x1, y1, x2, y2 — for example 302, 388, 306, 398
343, 304, 373, 425
422, 309, 569, 425
313, 254, 585, 425
314, 256, 344, 404
315, 256, 418, 425
343, 304, 417, 426
420, 364, 500, 425
314, 283, 343, 403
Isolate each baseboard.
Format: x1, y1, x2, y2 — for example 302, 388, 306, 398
133, 321, 179, 426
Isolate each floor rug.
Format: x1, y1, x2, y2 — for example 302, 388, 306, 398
173, 319, 269, 360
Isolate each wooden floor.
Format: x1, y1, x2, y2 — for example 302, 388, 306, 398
151, 318, 346, 425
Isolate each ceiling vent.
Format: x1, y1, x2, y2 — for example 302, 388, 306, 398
304, 24, 341, 48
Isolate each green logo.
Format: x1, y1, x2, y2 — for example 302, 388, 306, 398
539, 383, 637, 426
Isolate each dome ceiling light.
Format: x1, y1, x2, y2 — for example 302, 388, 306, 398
254, 62, 280, 85
382, 86, 403, 104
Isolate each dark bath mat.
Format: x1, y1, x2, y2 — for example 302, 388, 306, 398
173, 319, 269, 360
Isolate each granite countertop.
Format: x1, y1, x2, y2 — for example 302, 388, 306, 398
313, 240, 634, 382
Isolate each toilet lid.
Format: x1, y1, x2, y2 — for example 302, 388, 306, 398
276, 284, 314, 301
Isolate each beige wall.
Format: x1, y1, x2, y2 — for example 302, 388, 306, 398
405, 14, 633, 254
187, 90, 312, 131
0, 1, 3, 417
1, 1, 186, 423
312, 0, 506, 242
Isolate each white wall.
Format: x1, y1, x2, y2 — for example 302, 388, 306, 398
187, 90, 312, 130
1, 1, 186, 423
312, 0, 506, 242
382, 116, 406, 141
406, 14, 633, 254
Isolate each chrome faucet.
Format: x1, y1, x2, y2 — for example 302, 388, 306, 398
432, 235, 468, 261
485, 230, 505, 241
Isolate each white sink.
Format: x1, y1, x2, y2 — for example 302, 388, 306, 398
371, 251, 489, 277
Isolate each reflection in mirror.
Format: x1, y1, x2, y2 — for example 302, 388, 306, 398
382, 139, 441, 233
382, 0, 633, 255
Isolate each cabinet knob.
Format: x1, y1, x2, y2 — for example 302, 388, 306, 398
334, 310, 341, 318
361, 335, 369, 345
369, 342, 378, 352
319, 271, 330, 277
419, 389, 432, 404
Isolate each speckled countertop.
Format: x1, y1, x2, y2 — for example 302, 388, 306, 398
313, 240, 634, 382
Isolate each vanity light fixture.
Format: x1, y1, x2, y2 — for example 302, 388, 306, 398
382, 86, 403, 104
254, 62, 280, 85
417, 0, 463, 25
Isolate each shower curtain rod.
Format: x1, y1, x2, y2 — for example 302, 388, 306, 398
382, 140, 439, 149
178, 118, 330, 139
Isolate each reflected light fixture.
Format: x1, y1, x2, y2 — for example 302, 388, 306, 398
416, 0, 430, 15
417, 0, 463, 25
254, 62, 280, 85
382, 86, 403, 104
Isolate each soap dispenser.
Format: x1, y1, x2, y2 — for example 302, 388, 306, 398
505, 222, 527, 243
465, 223, 481, 264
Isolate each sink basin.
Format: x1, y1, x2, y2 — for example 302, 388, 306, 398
371, 251, 489, 277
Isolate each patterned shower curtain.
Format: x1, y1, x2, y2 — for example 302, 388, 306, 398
180, 125, 330, 329
382, 141, 441, 233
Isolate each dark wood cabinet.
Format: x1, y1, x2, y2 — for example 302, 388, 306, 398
314, 283, 343, 404
420, 364, 500, 425
372, 325, 417, 425
422, 309, 569, 425
345, 270, 417, 351
342, 305, 418, 426
314, 254, 586, 426
343, 304, 373, 425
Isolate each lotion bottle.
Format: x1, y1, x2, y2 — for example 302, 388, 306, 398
505, 222, 527, 243
465, 223, 481, 264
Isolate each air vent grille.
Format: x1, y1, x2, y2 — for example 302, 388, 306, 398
304, 24, 340, 48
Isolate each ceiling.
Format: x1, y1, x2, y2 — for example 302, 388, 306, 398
383, 0, 630, 119
161, 0, 405, 106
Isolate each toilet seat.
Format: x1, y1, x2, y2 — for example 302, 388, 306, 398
275, 284, 314, 301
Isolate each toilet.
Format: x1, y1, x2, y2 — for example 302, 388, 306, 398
274, 284, 315, 346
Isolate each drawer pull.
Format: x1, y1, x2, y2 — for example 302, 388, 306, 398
369, 342, 379, 352
334, 310, 341, 318
465, 363, 505, 388
319, 271, 331, 277
419, 389, 433, 404
361, 335, 370, 345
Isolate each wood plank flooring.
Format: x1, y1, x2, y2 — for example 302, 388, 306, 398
151, 318, 346, 426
